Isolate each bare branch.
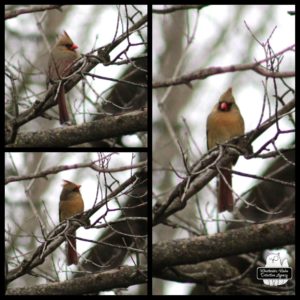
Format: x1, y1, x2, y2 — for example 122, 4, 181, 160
153, 218, 294, 272
7, 110, 147, 147
5, 5, 63, 20
152, 45, 295, 88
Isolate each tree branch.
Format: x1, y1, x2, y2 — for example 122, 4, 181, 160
152, 45, 295, 88
153, 218, 294, 273
7, 110, 147, 147
6, 266, 147, 295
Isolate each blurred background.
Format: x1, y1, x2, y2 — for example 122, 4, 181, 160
5, 152, 148, 295
5, 5, 147, 147
152, 4, 295, 295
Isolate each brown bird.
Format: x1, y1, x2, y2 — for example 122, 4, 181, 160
206, 87, 245, 212
59, 180, 84, 265
47, 31, 79, 124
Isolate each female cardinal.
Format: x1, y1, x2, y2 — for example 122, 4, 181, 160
59, 180, 84, 265
47, 31, 79, 124
206, 87, 244, 212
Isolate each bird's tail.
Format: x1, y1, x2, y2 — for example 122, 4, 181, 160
66, 235, 78, 265
218, 168, 233, 212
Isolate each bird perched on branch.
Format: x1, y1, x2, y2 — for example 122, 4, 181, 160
47, 31, 79, 124
206, 87, 245, 212
59, 180, 84, 265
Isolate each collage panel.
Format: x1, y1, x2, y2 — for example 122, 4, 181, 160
5, 5, 148, 148
152, 4, 295, 296
5, 152, 148, 295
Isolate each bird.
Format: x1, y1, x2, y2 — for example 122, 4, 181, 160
47, 31, 79, 124
206, 87, 245, 212
59, 180, 84, 265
